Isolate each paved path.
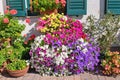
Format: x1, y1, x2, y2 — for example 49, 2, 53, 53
0, 71, 120, 80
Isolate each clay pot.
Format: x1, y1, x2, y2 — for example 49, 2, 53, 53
40, 9, 58, 15
0, 62, 7, 73
7, 66, 29, 77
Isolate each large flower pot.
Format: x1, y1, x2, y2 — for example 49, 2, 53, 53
7, 66, 29, 77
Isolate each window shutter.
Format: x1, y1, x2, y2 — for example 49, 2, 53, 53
106, 0, 120, 14
67, 0, 87, 15
6, 0, 29, 16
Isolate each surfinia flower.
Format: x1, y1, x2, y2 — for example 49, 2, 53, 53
30, 13, 100, 76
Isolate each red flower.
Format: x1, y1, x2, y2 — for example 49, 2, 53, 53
10, 9, 17, 15
82, 33, 87, 39
3, 18, 9, 24
25, 18, 31, 24
4, 10, 9, 14
28, 34, 36, 40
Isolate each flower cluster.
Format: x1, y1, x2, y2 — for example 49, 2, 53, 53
32, 0, 66, 12
36, 13, 73, 33
30, 13, 100, 76
101, 51, 120, 75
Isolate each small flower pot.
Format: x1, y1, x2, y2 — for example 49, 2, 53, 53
40, 9, 58, 15
7, 66, 29, 77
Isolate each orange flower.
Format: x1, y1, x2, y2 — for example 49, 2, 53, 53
3, 18, 9, 24
10, 9, 17, 15
105, 64, 111, 70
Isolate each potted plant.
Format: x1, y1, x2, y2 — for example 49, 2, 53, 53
6, 59, 29, 77
32, 0, 66, 15
0, 6, 25, 49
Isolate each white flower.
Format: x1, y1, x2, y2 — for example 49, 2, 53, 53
39, 52, 45, 56
78, 38, 84, 43
63, 16, 68, 21
82, 48, 88, 53
83, 42, 88, 46
44, 45, 49, 49
62, 45, 67, 51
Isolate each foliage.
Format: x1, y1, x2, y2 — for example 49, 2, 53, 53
83, 14, 120, 54
30, 13, 100, 76
0, 36, 32, 62
32, 0, 66, 12
0, 53, 6, 68
0, 7, 25, 39
6, 60, 29, 71
101, 51, 120, 75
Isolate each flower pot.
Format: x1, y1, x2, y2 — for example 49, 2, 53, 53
0, 62, 7, 73
40, 9, 58, 15
7, 66, 29, 77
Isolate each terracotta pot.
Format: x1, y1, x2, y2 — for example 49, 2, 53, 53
40, 9, 58, 15
7, 66, 29, 77
0, 62, 7, 73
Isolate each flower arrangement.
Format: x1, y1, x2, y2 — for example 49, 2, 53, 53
32, 0, 66, 12
29, 13, 100, 76
101, 51, 120, 75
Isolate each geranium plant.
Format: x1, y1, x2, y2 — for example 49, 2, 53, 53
0, 6, 25, 40
32, 0, 66, 12
29, 13, 100, 76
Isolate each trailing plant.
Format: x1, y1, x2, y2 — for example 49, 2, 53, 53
29, 13, 100, 76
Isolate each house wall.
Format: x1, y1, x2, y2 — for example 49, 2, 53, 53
0, 0, 6, 15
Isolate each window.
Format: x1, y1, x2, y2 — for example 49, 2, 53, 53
106, 0, 120, 14
66, 0, 87, 16
6, 0, 30, 16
